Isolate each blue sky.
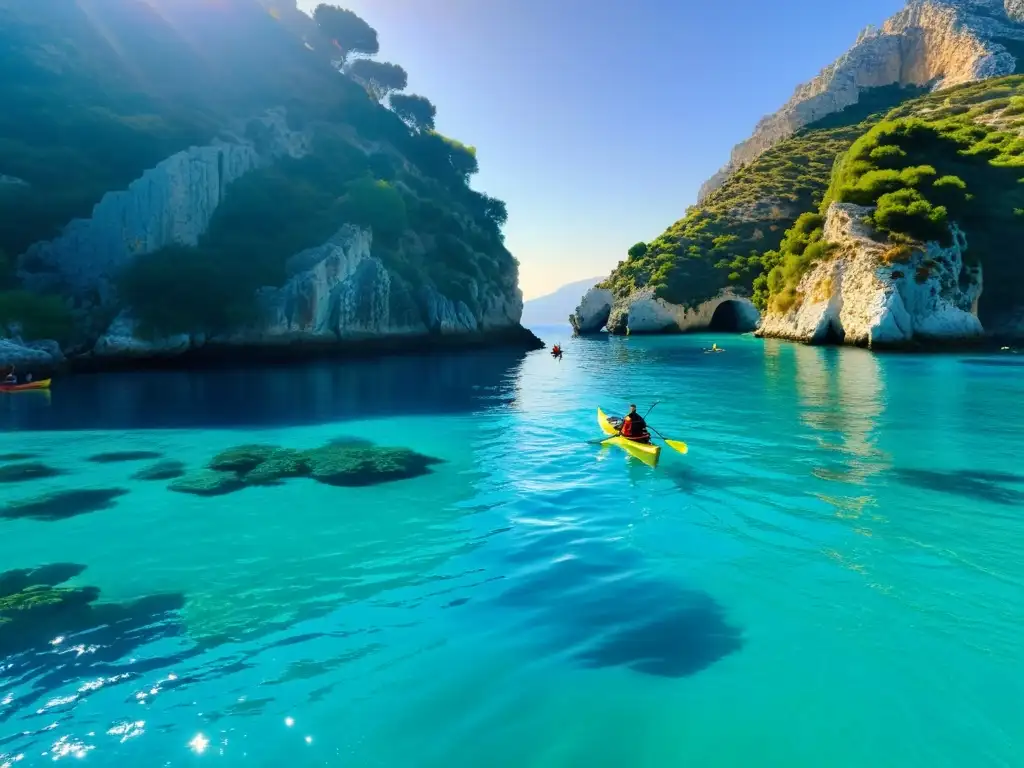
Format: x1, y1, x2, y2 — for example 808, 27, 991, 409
297, 0, 906, 299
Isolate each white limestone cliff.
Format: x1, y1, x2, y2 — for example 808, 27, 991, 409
757, 202, 983, 346
91, 226, 526, 358
0, 338, 64, 370
92, 313, 196, 359
698, 0, 1024, 201
11, 102, 529, 365
570, 286, 759, 335
570, 287, 615, 333
18, 108, 310, 301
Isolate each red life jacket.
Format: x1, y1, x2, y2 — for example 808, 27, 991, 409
620, 414, 648, 439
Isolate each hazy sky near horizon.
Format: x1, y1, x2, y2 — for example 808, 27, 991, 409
297, 0, 905, 299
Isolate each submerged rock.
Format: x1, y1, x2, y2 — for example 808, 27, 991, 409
132, 459, 187, 481
300, 443, 441, 487
0, 461, 64, 483
169, 470, 247, 497
0, 563, 87, 595
757, 202, 983, 347
0, 562, 183, 659
242, 449, 306, 485
208, 444, 279, 473
172, 439, 443, 496
1, 488, 129, 521
0, 584, 100, 615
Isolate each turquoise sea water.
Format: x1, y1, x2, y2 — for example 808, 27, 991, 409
2, 327, 1024, 766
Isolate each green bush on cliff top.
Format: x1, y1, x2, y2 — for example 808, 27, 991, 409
759, 76, 1024, 318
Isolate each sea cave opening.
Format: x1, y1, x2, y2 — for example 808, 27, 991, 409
708, 300, 758, 333
821, 317, 846, 345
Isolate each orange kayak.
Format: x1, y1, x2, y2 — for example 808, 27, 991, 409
0, 378, 51, 392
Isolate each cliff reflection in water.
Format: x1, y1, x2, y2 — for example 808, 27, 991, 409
792, 344, 888, 477
0, 348, 530, 432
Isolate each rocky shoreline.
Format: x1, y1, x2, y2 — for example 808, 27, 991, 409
2, 325, 543, 377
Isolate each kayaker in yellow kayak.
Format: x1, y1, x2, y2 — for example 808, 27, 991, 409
617, 404, 651, 443
3, 367, 15, 385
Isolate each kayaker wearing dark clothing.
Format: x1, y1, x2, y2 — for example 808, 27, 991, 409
619, 404, 650, 442
3, 367, 15, 384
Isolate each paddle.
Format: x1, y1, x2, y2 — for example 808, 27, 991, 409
623, 401, 689, 455
646, 424, 688, 455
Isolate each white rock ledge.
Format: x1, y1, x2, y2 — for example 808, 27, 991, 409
571, 285, 759, 336
757, 202, 983, 347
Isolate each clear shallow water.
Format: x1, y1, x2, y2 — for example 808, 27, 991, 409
2, 328, 1024, 766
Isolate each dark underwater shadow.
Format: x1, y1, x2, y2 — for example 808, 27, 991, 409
892, 468, 1024, 506
0, 348, 530, 432
1, 488, 130, 521
493, 526, 743, 678
0, 563, 189, 723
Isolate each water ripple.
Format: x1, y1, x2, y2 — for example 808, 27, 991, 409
0, 331, 1022, 765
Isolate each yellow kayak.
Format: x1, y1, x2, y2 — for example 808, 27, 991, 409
0, 378, 51, 393
597, 408, 661, 466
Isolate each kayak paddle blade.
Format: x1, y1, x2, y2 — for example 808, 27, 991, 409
664, 438, 688, 455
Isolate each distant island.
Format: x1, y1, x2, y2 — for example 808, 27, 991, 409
0, 0, 539, 373
521, 277, 604, 327
573, 0, 1024, 349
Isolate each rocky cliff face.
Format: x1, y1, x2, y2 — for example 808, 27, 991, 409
5, 107, 529, 367
18, 108, 309, 303
0, 0, 536, 372
757, 202, 983, 347
88, 225, 523, 359
570, 287, 759, 336
699, 0, 1024, 200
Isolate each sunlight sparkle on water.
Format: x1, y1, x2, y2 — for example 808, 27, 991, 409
48, 736, 93, 760
107, 721, 145, 744
188, 733, 209, 754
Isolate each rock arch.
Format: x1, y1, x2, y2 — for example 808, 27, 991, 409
708, 299, 761, 333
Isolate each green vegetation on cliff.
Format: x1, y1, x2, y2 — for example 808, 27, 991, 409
0, 0, 516, 340
759, 75, 1024, 320
603, 75, 1024, 328
600, 85, 924, 308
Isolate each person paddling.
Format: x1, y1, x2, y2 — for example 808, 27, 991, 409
619, 404, 650, 443
2, 366, 15, 385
